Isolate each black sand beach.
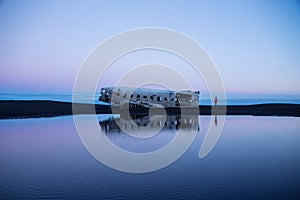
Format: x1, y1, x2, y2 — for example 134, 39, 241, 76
0, 100, 299, 119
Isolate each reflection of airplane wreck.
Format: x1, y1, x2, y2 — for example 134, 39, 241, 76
99, 115, 199, 134
99, 86, 200, 108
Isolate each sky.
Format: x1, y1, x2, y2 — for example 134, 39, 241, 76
0, 0, 299, 97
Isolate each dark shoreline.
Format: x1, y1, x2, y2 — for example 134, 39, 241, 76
0, 100, 300, 119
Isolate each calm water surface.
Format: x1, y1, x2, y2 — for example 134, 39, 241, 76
0, 116, 300, 199
1, 93, 300, 105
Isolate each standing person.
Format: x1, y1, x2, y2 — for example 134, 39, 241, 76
214, 96, 218, 106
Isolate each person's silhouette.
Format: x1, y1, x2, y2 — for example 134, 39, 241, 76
214, 96, 218, 106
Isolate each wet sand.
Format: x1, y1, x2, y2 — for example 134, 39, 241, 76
0, 100, 299, 119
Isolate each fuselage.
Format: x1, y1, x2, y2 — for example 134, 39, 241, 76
99, 86, 200, 108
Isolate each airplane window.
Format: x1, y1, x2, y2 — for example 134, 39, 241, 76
150, 96, 153, 100
143, 96, 147, 99
157, 97, 161, 101
137, 95, 140, 98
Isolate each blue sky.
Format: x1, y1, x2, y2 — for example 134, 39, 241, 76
0, 0, 299, 96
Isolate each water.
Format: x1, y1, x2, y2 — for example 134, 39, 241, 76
1, 93, 300, 105
0, 93, 104, 104
0, 115, 300, 199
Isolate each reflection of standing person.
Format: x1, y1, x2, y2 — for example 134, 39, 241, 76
214, 115, 218, 126
214, 96, 218, 106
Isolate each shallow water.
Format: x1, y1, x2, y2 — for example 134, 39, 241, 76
0, 115, 300, 199
1, 93, 300, 105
